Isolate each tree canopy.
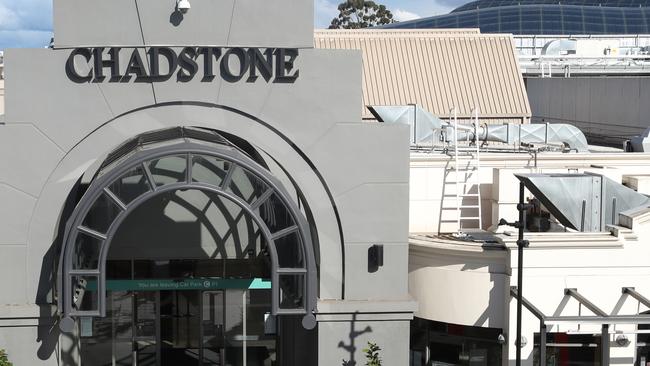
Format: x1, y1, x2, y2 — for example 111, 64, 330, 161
328, 0, 395, 29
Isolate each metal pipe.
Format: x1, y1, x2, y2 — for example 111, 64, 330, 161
540, 323, 547, 366
545, 315, 650, 324
602, 324, 610, 366
580, 200, 586, 232
564, 288, 608, 317
516, 181, 525, 366
622, 287, 650, 309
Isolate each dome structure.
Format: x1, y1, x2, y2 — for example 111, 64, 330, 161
382, 0, 650, 34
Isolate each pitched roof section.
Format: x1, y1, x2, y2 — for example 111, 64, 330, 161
314, 29, 531, 121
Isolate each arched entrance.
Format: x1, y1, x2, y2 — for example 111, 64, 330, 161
57, 127, 318, 364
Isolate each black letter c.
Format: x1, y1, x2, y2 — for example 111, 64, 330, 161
66, 48, 93, 83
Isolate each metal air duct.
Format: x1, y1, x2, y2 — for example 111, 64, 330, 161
369, 105, 590, 152
515, 173, 650, 232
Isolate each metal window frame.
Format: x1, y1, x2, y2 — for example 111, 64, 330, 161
58, 139, 317, 331
511, 286, 650, 366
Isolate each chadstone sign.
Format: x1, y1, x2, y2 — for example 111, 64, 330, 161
66, 46, 300, 83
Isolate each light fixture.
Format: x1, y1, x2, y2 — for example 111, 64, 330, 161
616, 334, 630, 346
177, 0, 191, 13
517, 336, 528, 348
497, 334, 506, 345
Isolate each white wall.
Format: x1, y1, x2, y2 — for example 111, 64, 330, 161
410, 152, 650, 234
409, 151, 650, 365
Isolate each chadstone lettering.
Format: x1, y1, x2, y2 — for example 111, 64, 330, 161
66, 46, 299, 83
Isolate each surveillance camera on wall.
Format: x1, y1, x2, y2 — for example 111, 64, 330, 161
177, 0, 191, 13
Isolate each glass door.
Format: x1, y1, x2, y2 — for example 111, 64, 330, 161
112, 291, 134, 366
134, 291, 159, 366
201, 291, 225, 365
160, 290, 201, 366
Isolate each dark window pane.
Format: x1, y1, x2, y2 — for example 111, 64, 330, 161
82, 193, 122, 234
457, 15, 479, 27
80, 314, 112, 364
274, 232, 304, 269
260, 193, 295, 234
134, 259, 170, 279
623, 9, 647, 33
191, 155, 231, 187
562, 7, 583, 23
499, 21, 521, 33
279, 274, 305, 310
72, 275, 99, 312
107, 260, 132, 279
436, 17, 458, 27
499, 8, 520, 23
604, 8, 625, 33
583, 8, 605, 33
73, 232, 102, 269
542, 8, 562, 34
481, 23, 500, 32
108, 165, 151, 206
148, 155, 187, 187
226, 166, 270, 205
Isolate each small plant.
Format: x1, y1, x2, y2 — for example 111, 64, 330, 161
363, 341, 382, 366
0, 349, 13, 366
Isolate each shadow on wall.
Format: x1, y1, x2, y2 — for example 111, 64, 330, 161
338, 312, 373, 366
36, 177, 85, 361
471, 273, 506, 329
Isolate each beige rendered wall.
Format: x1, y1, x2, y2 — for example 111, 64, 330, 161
409, 241, 508, 329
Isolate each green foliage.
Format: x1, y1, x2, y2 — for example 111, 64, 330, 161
362, 341, 382, 366
328, 0, 394, 29
0, 349, 13, 366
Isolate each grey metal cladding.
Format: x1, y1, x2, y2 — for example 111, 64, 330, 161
515, 173, 650, 232
53, 0, 313, 48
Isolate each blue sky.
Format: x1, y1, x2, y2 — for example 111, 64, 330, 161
0, 0, 465, 50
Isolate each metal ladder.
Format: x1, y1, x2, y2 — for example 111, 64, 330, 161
451, 108, 483, 235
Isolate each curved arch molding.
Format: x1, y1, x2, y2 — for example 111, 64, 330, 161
58, 140, 318, 331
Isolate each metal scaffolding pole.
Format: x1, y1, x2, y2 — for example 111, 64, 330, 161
515, 182, 530, 366
500, 182, 531, 366
540, 322, 547, 366
602, 324, 610, 366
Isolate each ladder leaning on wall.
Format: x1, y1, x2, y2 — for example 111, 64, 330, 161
450, 108, 483, 236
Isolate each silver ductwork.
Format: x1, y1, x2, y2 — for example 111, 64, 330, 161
628, 127, 650, 152
368, 105, 444, 144
516, 173, 650, 232
368, 105, 590, 152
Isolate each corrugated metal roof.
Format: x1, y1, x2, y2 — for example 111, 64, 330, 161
314, 29, 531, 121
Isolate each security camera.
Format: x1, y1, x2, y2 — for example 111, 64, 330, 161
177, 0, 191, 13
497, 334, 506, 345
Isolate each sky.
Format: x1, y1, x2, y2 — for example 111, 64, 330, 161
0, 0, 466, 50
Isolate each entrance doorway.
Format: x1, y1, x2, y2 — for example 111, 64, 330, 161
81, 287, 276, 366
65, 134, 319, 366
79, 258, 277, 366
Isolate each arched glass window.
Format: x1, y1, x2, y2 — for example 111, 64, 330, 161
58, 127, 317, 331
